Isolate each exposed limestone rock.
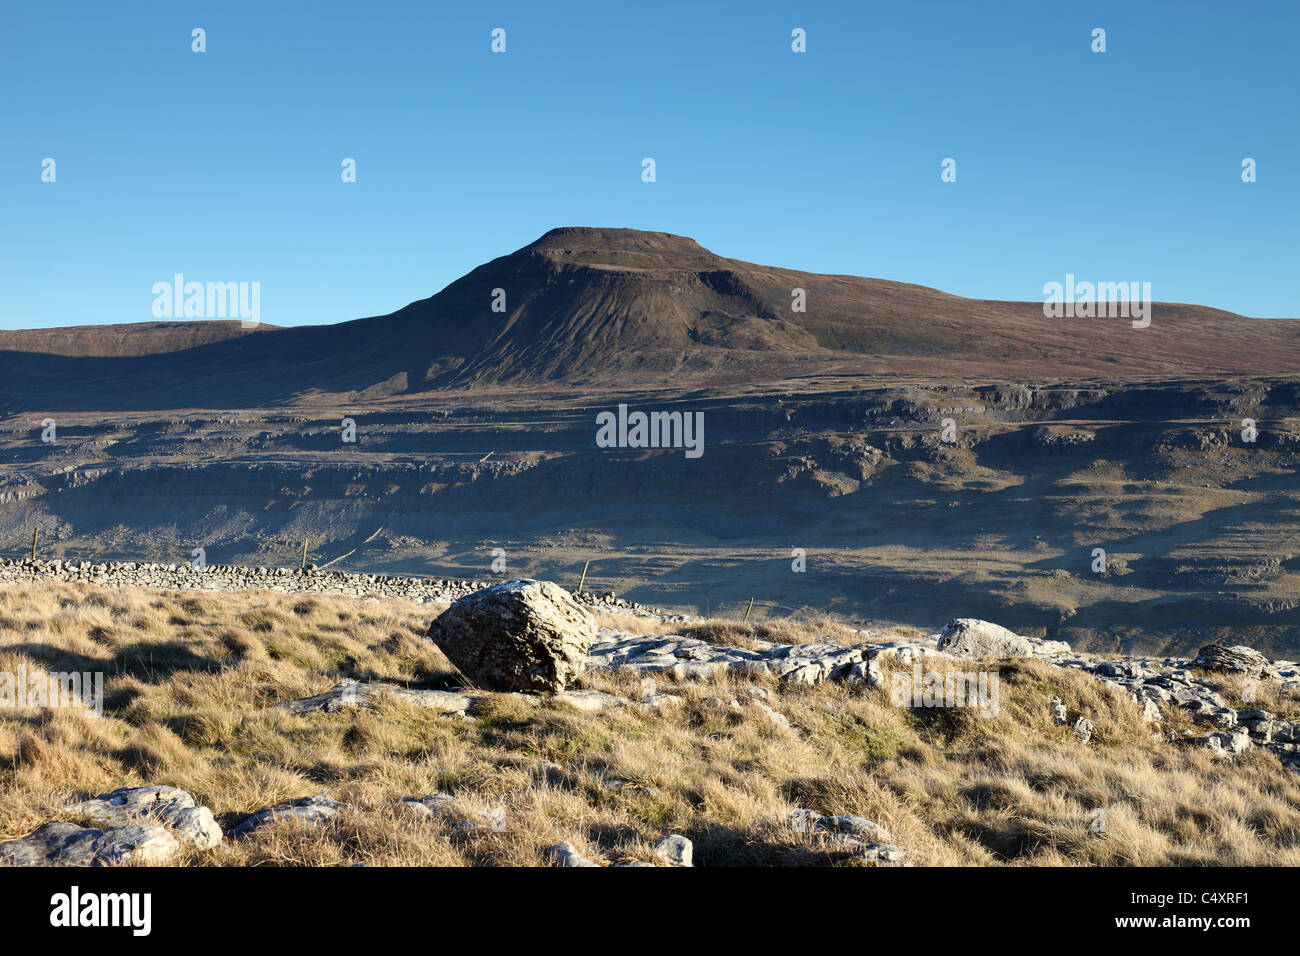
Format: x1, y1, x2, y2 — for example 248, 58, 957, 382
789, 808, 891, 843
750, 699, 790, 728
789, 809, 905, 866
400, 793, 456, 818
1073, 717, 1094, 743
549, 841, 599, 867
276, 679, 478, 715
653, 834, 693, 867
832, 840, 908, 866
555, 689, 628, 712
586, 629, 869, 685
1208, 707, 1238, 730
1193, 643, 1278, 679
0, 822, 179, 866
938, 619, 1035, 659
67, 785, 222, 849
229, 795, 344, 838
637, 693, 683, 713
700, 695, 743, 713
1273, 721, 1300, 743
426, 579, 596, 693
845, 659, 885, 689
453, 808, 508, 834
1207, 728, 1253, 756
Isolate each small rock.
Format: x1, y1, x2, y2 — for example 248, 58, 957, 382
453, 808, 508, 834
701, 696, 742, 713
400, 793, 456, 818
67, 785, 222, 849
531, 761, 569, 788
653, 834, 693, 867
277, 679, 476, 716
750, 700, 790, 728
555, 689, 628, 712
790, 808, 891, 843
229, 795, 344, 838
0, 822, 179, 866
832, 839, 909, 867
549, 841, 599, 867
1073, 717, 1094, 743
1210, 707, 1238, 730
1238, 709, 1275, 723
638, 693, 682, 713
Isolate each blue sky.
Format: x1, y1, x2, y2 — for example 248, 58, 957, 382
1, 0, 1296, 329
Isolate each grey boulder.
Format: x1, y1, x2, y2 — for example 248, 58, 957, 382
790, 808, 891, 843
66, 785, 222, 849
427, 579, 596, 693
938, 619, 1034, 659
653, 834, 693, 867
1193, 644, 1277, 679
229, 794, 345, 838
400, 793, 457, 818
0, 822, 179, 866
549, 841, 600, 867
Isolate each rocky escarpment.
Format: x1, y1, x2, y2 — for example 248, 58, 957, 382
6, 375, 1300, 655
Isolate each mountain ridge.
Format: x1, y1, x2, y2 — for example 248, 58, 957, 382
3, 226, 1298, 412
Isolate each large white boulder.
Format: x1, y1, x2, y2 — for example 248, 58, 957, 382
937, 618, 1034, 659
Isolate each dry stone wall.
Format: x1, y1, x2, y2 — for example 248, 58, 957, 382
0, 556, 666, 617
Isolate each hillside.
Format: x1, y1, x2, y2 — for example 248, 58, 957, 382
4, 227, 1300, 412
0, 321, 275, 358
1, 579, 1297, 866
5, 229, 1300, 656
6, 376, 1300, 656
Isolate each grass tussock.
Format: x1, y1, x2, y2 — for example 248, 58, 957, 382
680, 615, 863, 650
1, 580, 1299, 866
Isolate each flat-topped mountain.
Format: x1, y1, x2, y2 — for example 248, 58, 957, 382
4, 226, 1300, 411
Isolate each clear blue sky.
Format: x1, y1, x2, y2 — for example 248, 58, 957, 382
2, 0, 1296, 329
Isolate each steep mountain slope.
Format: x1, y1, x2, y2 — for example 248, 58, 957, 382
3, 226, 1299, 411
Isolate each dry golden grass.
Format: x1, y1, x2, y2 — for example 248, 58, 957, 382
2, 580, 1299, 866
680, 616, 864, 650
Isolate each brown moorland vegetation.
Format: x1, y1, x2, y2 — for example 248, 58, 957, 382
2, 581, 1299, 866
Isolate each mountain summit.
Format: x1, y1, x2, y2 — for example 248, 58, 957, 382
4, 226, 1300, 410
